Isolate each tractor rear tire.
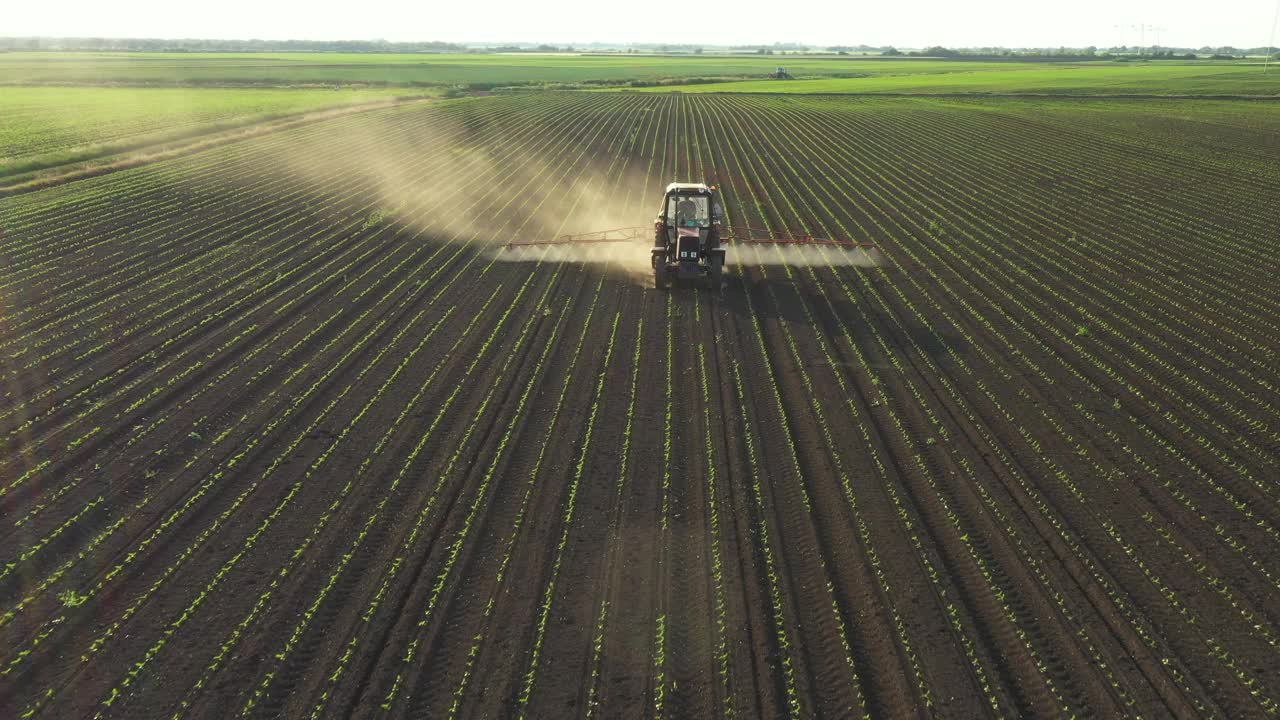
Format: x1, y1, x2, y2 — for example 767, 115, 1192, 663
709, 255, 723, 287
655, 263, 667, 290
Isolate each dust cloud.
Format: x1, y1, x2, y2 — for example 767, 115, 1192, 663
236, 105, 881, 279
484, 162, 660, 284
259, 104, 677, 289
255, 102, 671, 275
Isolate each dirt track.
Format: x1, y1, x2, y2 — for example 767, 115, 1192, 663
2, 93, 1279, 718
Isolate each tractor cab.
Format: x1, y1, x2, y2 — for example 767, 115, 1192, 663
652, 182, 725, 289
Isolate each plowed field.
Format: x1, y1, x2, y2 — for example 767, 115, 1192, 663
2, 93, 1279, 718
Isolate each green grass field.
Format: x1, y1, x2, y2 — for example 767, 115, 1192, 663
5, 52, 1273, 95
0, 85, 428, 177
622, 62, 1280, 95
5, 52, 1276, 183
0, 52, 1120, 88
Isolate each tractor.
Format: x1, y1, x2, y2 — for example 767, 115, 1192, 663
500, 180, 881, 288
651, 182, 725, 289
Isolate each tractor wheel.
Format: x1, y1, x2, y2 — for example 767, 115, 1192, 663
655, 262, 668, 290
709, 255, 723, 287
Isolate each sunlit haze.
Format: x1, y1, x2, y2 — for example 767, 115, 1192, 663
5, 0, 1277, 48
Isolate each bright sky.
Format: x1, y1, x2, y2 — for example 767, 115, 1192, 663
5, 0, 1277, 48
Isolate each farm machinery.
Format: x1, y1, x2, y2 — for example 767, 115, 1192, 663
502, 182, 880, 289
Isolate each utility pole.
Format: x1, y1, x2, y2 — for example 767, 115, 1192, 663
1123, 24, 1150, 56
1127, 24, 1162, 56
1115, 22, 1163, 58
1267, 0, 1280, 74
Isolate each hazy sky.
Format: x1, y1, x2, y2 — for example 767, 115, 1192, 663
6, 0, 1278, 48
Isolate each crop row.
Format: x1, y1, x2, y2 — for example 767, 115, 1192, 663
3, 92, 1277, 718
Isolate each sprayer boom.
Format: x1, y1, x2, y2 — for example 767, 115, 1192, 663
498, 182, 884, 288
502, 225, 877, 252
504, 226, 646, 248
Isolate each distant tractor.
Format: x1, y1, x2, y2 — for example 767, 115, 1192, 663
767, 66, 793, 79
651, 182, 725, 289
